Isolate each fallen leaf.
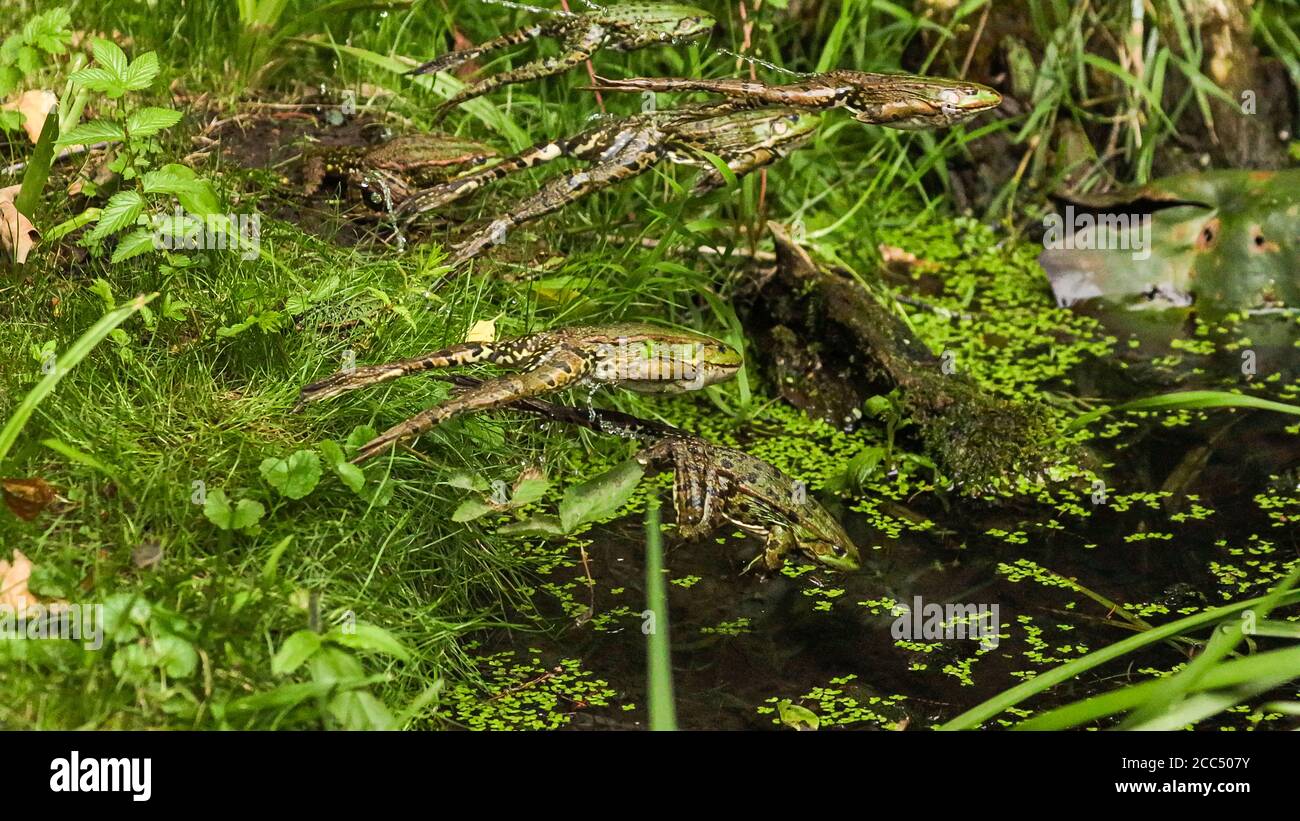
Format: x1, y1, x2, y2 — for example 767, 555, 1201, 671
2, 477, 57, 521
0, 184, 39, 264
878, 243, 940, 274
464, 317, 497, 343
2, 90, 57, 143
132, 539, 164, 570
0, 550, 64, 613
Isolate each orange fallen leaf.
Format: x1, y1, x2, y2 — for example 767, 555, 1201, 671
2, 477, 58, 521
0, 550, 64, 613
0, 184, 39, 264
2, 90, 57, 143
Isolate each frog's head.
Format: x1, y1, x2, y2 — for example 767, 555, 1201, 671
836, 71, 1002, 130
611, 5, 717, 46
795, 505, 861, 572
690, 337, 745, 388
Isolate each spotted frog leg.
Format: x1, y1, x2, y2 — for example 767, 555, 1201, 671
428, 24, 608, 124
295, 335, 553, 409
447, 122, 669, 265
350, 346, 591, 463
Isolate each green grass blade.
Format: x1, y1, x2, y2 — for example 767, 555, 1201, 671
938, 589, 1300, 730
644, 497, 677, 731
0, 293, 155, 467
15, 110, 59, 218
1067, 390, 1300, 432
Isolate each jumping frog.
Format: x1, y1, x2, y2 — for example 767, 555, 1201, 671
301, 133, 498, 211
397, 105, 819, 265
461, 385, 860, 573
591, 71, 1003, 129
297, 323, 744, 463
410, 3, 716, 122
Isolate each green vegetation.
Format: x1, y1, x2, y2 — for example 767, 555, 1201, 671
1, 0, 1298, 731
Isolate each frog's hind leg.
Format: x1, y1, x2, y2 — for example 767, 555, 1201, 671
350, 347, 589, 463
742, 524, 797, 575
689, 132, 815, 196
409, 19, 567, 77
295, 335, 553, 409
447, 135, 666, 266
430, 24, 607, 123
398, 135, 586, 222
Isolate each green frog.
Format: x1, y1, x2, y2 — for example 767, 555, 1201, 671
297, 323, 744, 463
300, 133, 498, 211
459, 383, 860, 574
397, 105, 820, 264
590, 70, 1003, 129
409, 3, 716, 122
637, 436, 861, 573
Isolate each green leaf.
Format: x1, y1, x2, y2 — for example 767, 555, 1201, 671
125, 106, 181, 138
153, 634, 198, 678
203, 488, 265, 532
142, 167, 208, 197
86, 190, 144, 242
14, 108, 58, 217
67, 66, 123, 96
452, 498, 494, 522
326, 623, 412, 662
511, 477, 550, 506
497, 516, 567, 538
558, 459, 645, 533
57, 118, 126, 147
156, 164, 222, 215
777, 700, 821, 731
110, 227, 157, 263
121, 51, 160, 91
259, 450, 322, 500
329, 690, 398, 730
91, 38, 129, 82
272, 630, 323, 676
318, 440, 366, 494
345, 425, 378, 455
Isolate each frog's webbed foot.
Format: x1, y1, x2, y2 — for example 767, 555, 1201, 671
741, 525, 796, 575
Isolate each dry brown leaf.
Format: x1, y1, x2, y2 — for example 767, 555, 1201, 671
464, 317, 497, 343
0, 550, 62, 613
2, 477, 58, 521
878, 243, 940, 274
0, 184, 39, 264
2, 90, 57, 143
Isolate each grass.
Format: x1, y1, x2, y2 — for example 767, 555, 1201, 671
1, 0, 1297, 730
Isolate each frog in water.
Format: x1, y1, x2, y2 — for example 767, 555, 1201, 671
408, 3, 716, 122
637, 436, 861, 573
453, 382, 860, 573
397, 105, 820, 265
297, 323, 744, 463
590, 70, 1003, 129
301, 133, 498, 211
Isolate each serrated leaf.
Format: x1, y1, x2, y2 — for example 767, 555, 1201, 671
272, 630, 322, 676
142, 167, 208, 197
67, 66, 123, 95
110, 227, 157, 263
85, 190, 144, 242
558, 459, 645, 532
121, 51, 160, 91
91, 39, 128, 82
56, 118, 125, 147
125, 106, 181, 138
259, 450, 322, 500
445, 472, 488, 492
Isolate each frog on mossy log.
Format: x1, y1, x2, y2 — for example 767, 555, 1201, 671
741, 223, 1065, 493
